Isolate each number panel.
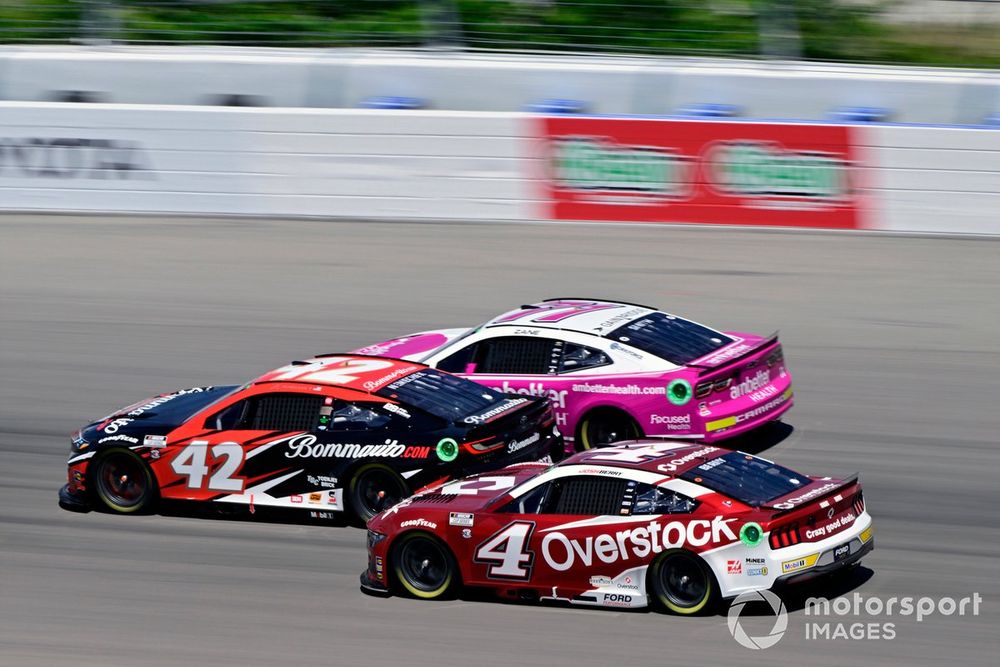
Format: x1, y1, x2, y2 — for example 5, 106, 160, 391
473, 521, 536, 581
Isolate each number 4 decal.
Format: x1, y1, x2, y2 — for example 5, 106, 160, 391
170, 440, 245, 492
474, 521, 535, 580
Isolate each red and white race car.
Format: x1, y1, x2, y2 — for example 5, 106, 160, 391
361, 440, 873, 614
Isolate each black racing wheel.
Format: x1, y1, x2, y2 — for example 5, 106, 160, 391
391, 532, 459, 600
91, 449, 158, 514
349, 463, 408, 524
578, 410, 641, 450
649, 550, 718, 615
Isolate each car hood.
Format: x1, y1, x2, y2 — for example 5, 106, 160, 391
352, 328, 468, 362
82, 385, 238, 442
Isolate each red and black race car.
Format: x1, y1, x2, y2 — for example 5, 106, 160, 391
59, 355, 562, 522
361, 440, 873, 613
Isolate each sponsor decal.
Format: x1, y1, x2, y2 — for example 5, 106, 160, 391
728, 559, 743, 575
649, 415, 691, 431
805, 512, 857, 540
382, 402, 411, 419
705, 388, 793, 433
773, 482, 839, 510
748, 385, 779, 403
730, 369, 771, 400
782, 553, 820, 573
0, 137, 153, 179
290, 495, 303, 504
98, 434, 139, 445
610, 342, 643, 359
591, 307, 650, 333
602, 593, 634, 607
539, 117, 862, 229
590, 575, 614, 587
374, 556, 384, 575
571, 382, 666, 396
308, 492, 323, 504
697, 343, 753, 366
449, 512, 474, 527
400, 518, 438, 530
281, 434, 407, 459
143, 434, 167, 448
748, 567, 769, 577
310, 511, 336, 520
100, 418, 133, 434
541, 516, 738, 571
706, 141, 849, 201
364, 366, 419, 391
402, 446, 431, 459
149, 449, 160, 460
307, 475, 339, 489
549, 136, 690, 198
496, 381, 568, 409
655, 446, 720, 473
508, 432, 540, 454
462, 528, 472, 539
463, 399, 527, 425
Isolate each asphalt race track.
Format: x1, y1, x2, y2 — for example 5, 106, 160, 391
1, 215, 998, 666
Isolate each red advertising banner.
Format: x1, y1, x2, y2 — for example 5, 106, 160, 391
536, 116, 866, 229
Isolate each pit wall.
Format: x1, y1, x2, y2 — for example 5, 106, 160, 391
0, 103, 997, 235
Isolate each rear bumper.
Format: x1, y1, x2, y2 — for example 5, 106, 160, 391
58, 484, 90, 512
777, 537, 874, 587
702, 388, 793, 442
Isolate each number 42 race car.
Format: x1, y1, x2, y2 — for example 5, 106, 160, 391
361, 440, 873, 614
59, 355, 562, 523
356, 298, 793, 452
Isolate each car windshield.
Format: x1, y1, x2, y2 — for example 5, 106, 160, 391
374, 369, 504, 421
604, 312, 732, 365
679, 452, 805, 506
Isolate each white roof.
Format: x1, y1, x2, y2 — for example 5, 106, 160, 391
483, 299, 657, 337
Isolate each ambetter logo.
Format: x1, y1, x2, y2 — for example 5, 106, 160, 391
728, 590, 788, 650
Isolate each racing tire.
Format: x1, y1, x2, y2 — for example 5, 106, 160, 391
577, 410, 641, 450
391, 532, 460, 600
90, 448, 158, 514
348, 463, 408, 525
649, 550, 718, 615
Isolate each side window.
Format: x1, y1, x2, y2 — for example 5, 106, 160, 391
559, 342, 611, 373
539, 476, 630, 515
325, 400, 391, 431
207, 400, 250, 431
250, 393, 325, 431
472, 336, 562, 375
629, 483, 699, 515
436, 343, 478, 374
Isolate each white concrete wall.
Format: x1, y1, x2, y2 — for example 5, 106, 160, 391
1, 102, 998, 235
1, 47, 998, 125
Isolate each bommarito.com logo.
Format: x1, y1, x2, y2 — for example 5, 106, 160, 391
728, 591, 983, 649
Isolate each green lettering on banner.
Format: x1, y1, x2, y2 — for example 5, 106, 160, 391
711, 142, 848, 199
552, 137, 686, 196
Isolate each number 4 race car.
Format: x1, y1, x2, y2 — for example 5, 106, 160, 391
355, 298, 793, 452
59, 355, 562, 523
361, 440, 873, 614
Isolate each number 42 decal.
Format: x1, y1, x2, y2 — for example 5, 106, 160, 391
474, 521, 535, 580
170, 440, 245, 492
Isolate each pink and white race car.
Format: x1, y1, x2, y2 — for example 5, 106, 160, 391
356, 299, 792, 453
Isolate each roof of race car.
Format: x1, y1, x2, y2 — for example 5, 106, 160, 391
563, 440, 727, 476
252, 354, 427, 393
483, 298, 659, 336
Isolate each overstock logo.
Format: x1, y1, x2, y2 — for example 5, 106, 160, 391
727, 590, 788, 650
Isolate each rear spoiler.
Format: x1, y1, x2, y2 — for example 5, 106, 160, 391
687, 331, 780, 371
763, 473, 860, 517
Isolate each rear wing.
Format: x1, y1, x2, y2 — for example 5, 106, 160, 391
764, 473, 860, 517
688, 331, 780, 370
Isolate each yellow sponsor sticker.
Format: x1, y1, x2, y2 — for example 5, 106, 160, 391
860, 525, 873, 543
781, 552, 820, 574
706, 416, 737, 432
